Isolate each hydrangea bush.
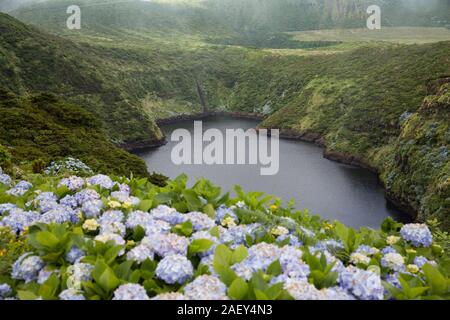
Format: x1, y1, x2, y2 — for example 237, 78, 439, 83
0, 170, 448, 300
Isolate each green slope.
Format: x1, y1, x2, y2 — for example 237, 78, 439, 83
0, 90, 151, 178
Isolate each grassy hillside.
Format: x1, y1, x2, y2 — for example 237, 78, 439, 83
381, 78, 450, 229
0, 12, 163, 145
0, 90, 151, 177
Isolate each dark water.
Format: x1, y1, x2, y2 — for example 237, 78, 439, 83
137, 117, 410, 229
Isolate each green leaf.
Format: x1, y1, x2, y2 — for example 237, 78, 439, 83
232, 245, 248, 264
267, 260, 282, 276
188, 239, 214, 256
139, 199, 153, 212
92, 260, 120, 293
214, 244, 233, 266
35, 231, 60, 248
423, 264, 448, 295
228, 277, 249, 300
203, 203, 216, 219
254, 289, 269, 300
17, 290, 39, 301
183, 189, 203, 211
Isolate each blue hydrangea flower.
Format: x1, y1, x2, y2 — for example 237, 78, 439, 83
283, 278, 325, 300
0, 284, 12, 299
355, 245, 379, 256
98, 210, 124, 225
58, 176, 85, 191
113, 284, 149, 300
381, 246, 398, 255
400, 224, 433, 247
338, 266, 384, 300
110, 191, 140, 206
0, 203, 16, 215
151, 205, 186, 225
59, 289, 86, 300
219, 224, 259, 245
126, 241, 154, 263
185, 211, 216, 231
94, 233, 126, 248
151, 292, 186, 300
6, 181, 33, 197
66, 263, 94, 290
313, 240, 345, 252
126, 210, 152, 230
184, 275, 228, 300
11, 253, 45, 283
146, 233, 189, 257
215, 205, 238, 224
0, 208, 40, 233
81, 199, 104, 218
66, 246, 85, 264
37, 268, 56, 285
384, 273, 401, 289
414, 256, 437, 268
279, 246, 310, 280
59, 195, 78, 209
323, 286, 356, 300
39, 205, 78, 224
0, 173, 12, 186
74, 189, 100, 206
87, 174, 114, 189
156, 254, 193, 285
277, 234, 303, 247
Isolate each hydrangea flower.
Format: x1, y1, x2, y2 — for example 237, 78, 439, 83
113, 284, 149, 300
0, 203, 16, 215
151, 205, 186, 225
277, 234, 303, 247
37, 268, 57, 285
184, 275, 228, 300
74, 189, 100, 206
185, 212, 216, 231
381, 246, 397, 255
6, 181, 33, 197
400, 224, 433, 247
350, 253, 371, 266
125, 210, 153, 230
126, 238, 154, 263
0, 284, 12, 299
98, 210, 125, 236
355, 245, 379, 256
59, 195, 78, 209
339, 266, 384, 300
87, 174, 114, 189
0, 208, 40, 233
39, 205, 78, 224
11, 253, 45, 283
0, 173, 12, 186
58, 176, 85, 191
66, 263, 94, 290
215, 206, 238, 224
45, 157, 92, 175
151, 292, 186, 300
81, 199, 104, 218
146, 233, 189, 257
323, 287, 356, 300
110, 191, 140, 206
283, 278, 325, 300
94, 233, 126, 248
414, 256, 437, 268
59, 289, 86, 300
381, 253, 405, 272
156, 254, 193, 284
66, 246, 85, 264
